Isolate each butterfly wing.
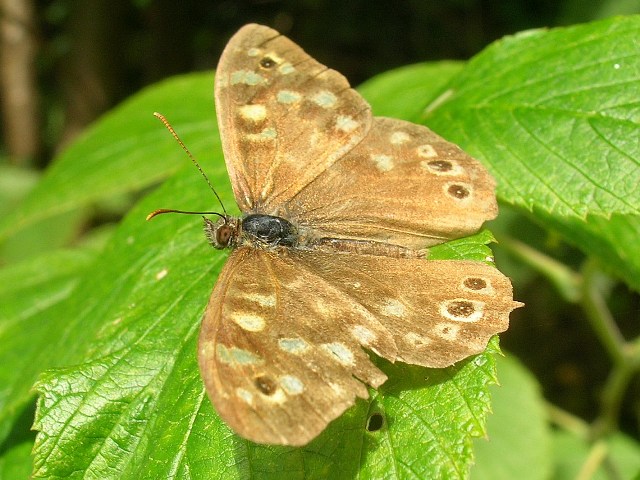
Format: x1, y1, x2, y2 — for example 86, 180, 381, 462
295, 250, 519, 368
198, 248, 519, 445
286, 117, 498, 249
215, 24, 372, 212
198, 248, 394, 446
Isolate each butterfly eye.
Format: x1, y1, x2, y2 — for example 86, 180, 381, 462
259, 57, 277, 69
216, 225, 232, 248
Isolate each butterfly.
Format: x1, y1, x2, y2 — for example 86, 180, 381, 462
152, 24, 521, 446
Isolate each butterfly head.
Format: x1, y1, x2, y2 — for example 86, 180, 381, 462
204, 216, 240, 250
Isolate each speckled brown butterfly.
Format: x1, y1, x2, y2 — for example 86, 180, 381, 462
150, 24, 521, 446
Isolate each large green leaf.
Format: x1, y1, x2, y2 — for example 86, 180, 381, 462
0, 72, 218, 241
0, 249, 95, 445
425, 16, 640, 219
472, 355, 552, 480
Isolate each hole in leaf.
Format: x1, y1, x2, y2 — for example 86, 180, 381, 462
366, 412, 384, 432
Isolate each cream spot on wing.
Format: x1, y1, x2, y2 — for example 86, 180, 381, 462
279, 375, 304, 395
277, 90, 302, 104
261, 389, 286, 404
239, 104, 267, 122
461, 277, 494, 295
216, 345, 263, 365
381, 299, 406, 317
264, 52, 283, 63
371, 153, 394, 172
247, 48, 261, 57
246, 127, 277, 141
315, 298, 330, 315
328, 382, 344, 394
416, 144, 437, 158
244, 292, 276, 307
155, 268, 168, 280
322, 342, 355, 366
236, 388, 254, 404
278, 337, 310, 354
279, 62, 295, 74
231, 312, 266, 331
352, 325, 376, 344
306, 130, 321, 149
230, 70, 267, 86
335, 115, 359, 133
404, 332, 432, 347
352, 281, 361, 289
441, 299, 484, 323
390, 131, 411, 144
434, 323, 460, 340
312, 90, 338, 108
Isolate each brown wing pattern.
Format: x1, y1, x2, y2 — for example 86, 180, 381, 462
215, 24, 372, 213
198, 248, 519, 445
287, 117, 498, 249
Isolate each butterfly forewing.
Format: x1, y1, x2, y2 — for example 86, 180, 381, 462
215, 24, 372, 212
287, 117, 498, 249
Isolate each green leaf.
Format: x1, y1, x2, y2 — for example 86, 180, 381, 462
424, 16, 640, 219
18, 17, 622, 477
0, 71, 218, 241
429, 229, 498, 263
0, 249, 94, 445
0, 441, 33, 480
551, 430, 640, 480
358, 61, 464, 119
360, 16, 640, 291
541, 211, 640, 291
472, 355, 552, 480
0, 165, 87, 264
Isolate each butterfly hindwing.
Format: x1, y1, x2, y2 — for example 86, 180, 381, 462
198, 248, 518, 445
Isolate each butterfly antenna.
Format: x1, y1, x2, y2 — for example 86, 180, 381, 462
153, 112, 227, 216
146, 209, 226, 221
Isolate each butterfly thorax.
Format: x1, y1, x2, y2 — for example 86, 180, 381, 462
204, 214, 298, 250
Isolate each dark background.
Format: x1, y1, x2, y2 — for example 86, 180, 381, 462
2, 0, 636, 167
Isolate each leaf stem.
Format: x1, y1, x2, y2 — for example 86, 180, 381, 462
580, 260, 626, 366
575, 440, 608, 480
